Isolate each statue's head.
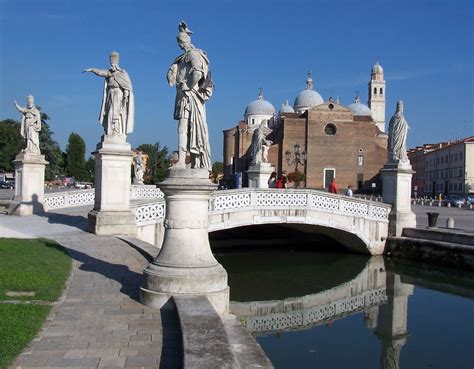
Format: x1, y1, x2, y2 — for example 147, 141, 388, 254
109, 51, 120, 68
396, 100, 404, 113
177, 21, 192, 51
27, 94, 34, 108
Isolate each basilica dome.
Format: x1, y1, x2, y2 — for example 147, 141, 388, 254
347, 96, 372, 117
293, 71, 324, 113
279, 100, 295, 114
244, 91, 276, 118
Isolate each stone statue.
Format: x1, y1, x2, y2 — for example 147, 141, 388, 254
167, 21, 213, 169
83, 51, 134, 138
387, 101, 409, 163
250, 120, 272, 165
133, 152, 144, 185
14, 95, 42, 154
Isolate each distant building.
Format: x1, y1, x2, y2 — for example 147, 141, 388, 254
223, 64, 388, 191
418, 137, 474, 197
407, 143, 445, 197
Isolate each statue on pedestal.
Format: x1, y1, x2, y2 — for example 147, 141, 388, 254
167, 21, 213, 169
133, 152, 145, 185
250, 120, 272, 165
83, 51, 135, 138
387, 101, 409, 164
14, 95, 41, 154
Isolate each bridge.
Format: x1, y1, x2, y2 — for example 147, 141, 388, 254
43, 186, 391, 255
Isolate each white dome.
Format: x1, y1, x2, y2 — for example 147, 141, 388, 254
293, 70, 324, 112
244, 91, 275, 117
371, 61, 384, 74
348, 96, 372, 117
279, 100, 295, 114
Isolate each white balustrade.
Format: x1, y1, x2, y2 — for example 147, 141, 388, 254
132, 200, 166, 226
44, 189, 94, 210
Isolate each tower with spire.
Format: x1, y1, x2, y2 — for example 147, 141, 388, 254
368, 61, 386, 132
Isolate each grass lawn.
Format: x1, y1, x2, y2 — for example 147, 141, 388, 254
0, 238, 71, 369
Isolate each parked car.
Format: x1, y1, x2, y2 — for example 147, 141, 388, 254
445, 195, 464, 207
74, 182, 93, 189
465, 195, 474, 205
0, 181, 14, 189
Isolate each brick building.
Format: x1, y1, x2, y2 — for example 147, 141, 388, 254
223, 64, 388, 192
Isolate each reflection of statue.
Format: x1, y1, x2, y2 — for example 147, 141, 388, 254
83, 51, 134, 138
167, 21, 213, 169
14, 95, 41, 154
387, 101, 409, 163
250, 121, 272, 165
133, 152, 144, 185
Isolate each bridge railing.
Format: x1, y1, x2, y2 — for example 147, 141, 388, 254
209, 188, 391, 222
44, 185, 164, 211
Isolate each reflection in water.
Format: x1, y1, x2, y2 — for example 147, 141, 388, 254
216, 249, 474, 369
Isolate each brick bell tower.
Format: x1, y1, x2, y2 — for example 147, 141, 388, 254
368, 61, 386, 132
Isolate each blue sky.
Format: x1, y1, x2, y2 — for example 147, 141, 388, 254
1, 0, 473, 161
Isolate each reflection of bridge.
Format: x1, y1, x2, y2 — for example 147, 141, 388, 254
230, 257, 388, 334
44, 187, 391, 254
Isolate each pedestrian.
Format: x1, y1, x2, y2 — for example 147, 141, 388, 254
281, 170, 288, 189
276, 175, 283, 189
268, 172, 277, 188
345, 184, 353, 197
328, 178, 339, 194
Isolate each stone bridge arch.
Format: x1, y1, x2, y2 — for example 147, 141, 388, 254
208, 189, 391, 255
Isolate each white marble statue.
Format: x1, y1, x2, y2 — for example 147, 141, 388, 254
133, 152, 144, 185
83, 51, 134, 138
167, 21, 213, 169
250, 120, 272, 165
14, 95, 42, 154
387, 100, 409, 163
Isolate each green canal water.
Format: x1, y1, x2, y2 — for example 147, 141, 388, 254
215, 248, 474, 369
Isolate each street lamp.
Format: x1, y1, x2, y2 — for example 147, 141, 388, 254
285, 143, 306, 172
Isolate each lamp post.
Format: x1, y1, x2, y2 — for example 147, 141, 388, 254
285, 143, 306, 172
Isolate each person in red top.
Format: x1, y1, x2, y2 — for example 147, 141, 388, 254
328, 178, 339, 194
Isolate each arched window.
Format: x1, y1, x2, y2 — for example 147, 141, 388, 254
380, 87, 383, 94
373, 87, 377, 94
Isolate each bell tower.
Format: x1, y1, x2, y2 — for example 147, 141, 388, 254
368, 61, 386, 132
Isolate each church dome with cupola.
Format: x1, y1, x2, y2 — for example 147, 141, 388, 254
279, 100, 295, 114
348, 95, 372, 117
293, 70, 324, 113
244, 90, 275, 127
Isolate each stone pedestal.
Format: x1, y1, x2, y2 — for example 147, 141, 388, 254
140, 168, 229, 316
247, 162, 274, 189
88, 136, 136, 236
381, 162, 417, 237
9, 152, 48, 216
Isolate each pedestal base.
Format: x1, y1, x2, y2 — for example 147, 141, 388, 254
247, 163, 274, 189
381, 161, 417, 237
9, 152, 48, 216
140, 168, 229, 316
88, 137, 135, 236
88, 210, 136, 236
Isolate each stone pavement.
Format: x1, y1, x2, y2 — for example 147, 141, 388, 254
1, 207, 181, 369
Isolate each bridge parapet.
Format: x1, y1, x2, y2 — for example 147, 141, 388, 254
209, 189, 391, 222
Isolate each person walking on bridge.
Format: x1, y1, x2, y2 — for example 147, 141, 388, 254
328, 178, 339, 194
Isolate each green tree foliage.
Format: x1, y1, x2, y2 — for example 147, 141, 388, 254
65, 133, 88, 181
38, 111, 64, 181
0, 119, 22, 172
85, 156, 96, 182
211, 161, 224, 183
136, 143, 170, 184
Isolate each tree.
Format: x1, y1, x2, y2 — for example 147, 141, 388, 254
38, 111, 64, 181
0, 119, 22, 172
85, 156, 96, 182
136, 143, 170, 184
65, 133, 88, 181
211, 161, 224, 183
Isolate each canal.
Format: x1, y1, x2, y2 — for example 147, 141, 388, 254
215, 247, 474, 369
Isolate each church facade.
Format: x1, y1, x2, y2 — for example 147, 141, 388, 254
223, 63, 388, 192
